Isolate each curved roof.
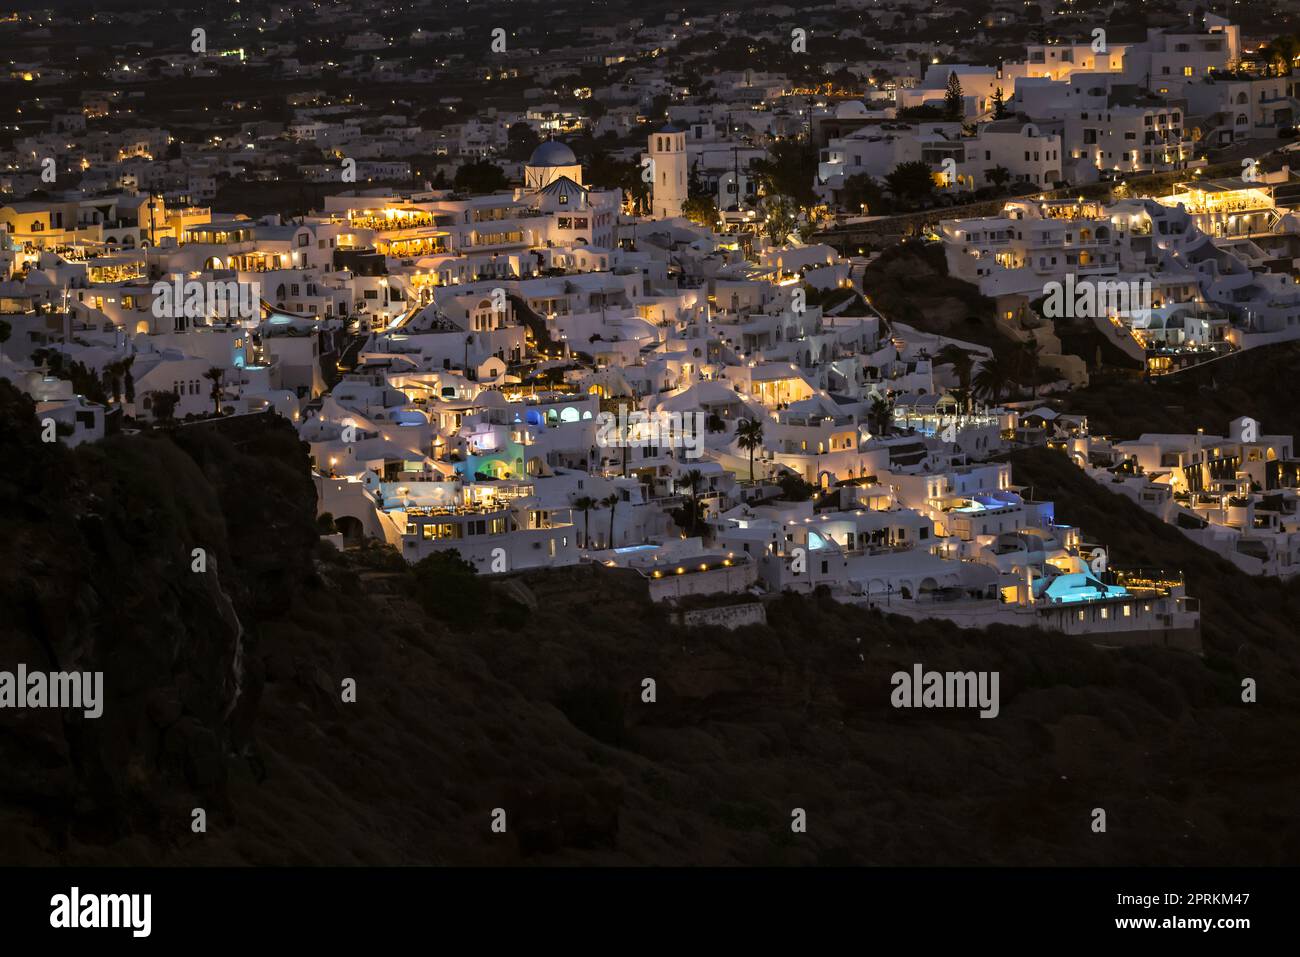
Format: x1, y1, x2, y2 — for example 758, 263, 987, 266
528, 140, 577, 167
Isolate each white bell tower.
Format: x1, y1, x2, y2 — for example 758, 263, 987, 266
650, 124, 687, 220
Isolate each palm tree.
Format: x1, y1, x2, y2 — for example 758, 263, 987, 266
675, 469, 705, 537
571, 495, 597, 549
972, 354, 1013, 404
147, 389, 179, 424
103, 359, 126, 404
203, 366, 224, 415
122, 356, 135, 405
985, 165, 1012, 189
934, 344, 973, 409
1015, 339, 1042, 398
600, 492, 620, 548
735, 417, 764, 482
868, 393, 893, 436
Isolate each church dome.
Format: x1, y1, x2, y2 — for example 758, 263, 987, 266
528, 140, 577, 167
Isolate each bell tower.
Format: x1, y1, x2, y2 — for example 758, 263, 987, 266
649, 125, 687, 220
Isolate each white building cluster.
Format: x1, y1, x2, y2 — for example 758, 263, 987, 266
1062, 415, 1300, 579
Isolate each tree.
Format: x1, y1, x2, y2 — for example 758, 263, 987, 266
935, 345, 974, 407
972, 354, 1013, 404
585, 149, 648, 214
103, 360, 124, 403
762, 195, 799, 245
412, 550, 494, 627
885, 161, 936, 206
991, 87, 1008, 119
897, 104, 949, 121
1270, 35, 1298, 75
123, 357, 135, 404
735, 417, 764, 482
505, 122, 540, 161
601, 492, 619, 548
572, 495, 597, 548
453, 160, 508, 194
682, 194, 719, 227
751, 139, 819, 207
1015, 338, 1043, 396
945, 71, 964, 120
777, 472, 816, 501
203, 366, 224, 415
868, 393, 893, 436
147, 389, 179, 424
842, 173, 886, 215
674, 469, 705, 536
985, 165, 1013, 189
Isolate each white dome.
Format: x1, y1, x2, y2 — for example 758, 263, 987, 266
528, 140, 577, 167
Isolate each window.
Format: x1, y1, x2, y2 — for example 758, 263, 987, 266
421, 522, 461, 540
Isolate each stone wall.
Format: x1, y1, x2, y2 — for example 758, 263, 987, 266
677, 602, 767, 631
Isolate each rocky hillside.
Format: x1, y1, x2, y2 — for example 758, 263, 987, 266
2, 380, 1298, 865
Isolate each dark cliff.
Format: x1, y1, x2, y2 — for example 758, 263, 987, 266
2, 380, 1299, 865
